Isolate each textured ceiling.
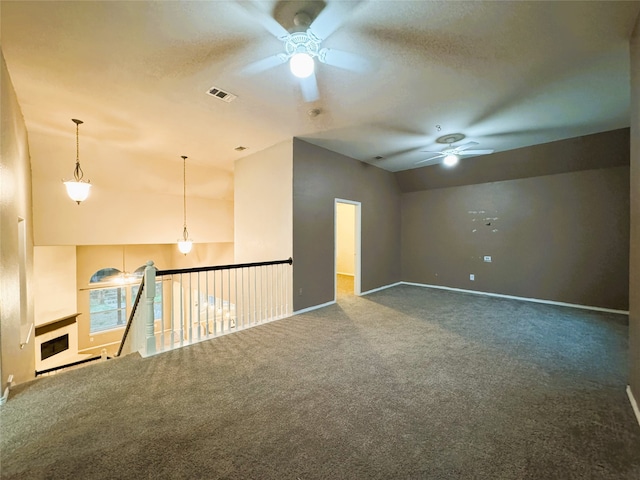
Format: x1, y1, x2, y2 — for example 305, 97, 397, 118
2, 1, 639, 201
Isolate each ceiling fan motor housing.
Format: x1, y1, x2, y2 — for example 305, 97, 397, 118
436, 133, 466, 144
283, 30, 321, 58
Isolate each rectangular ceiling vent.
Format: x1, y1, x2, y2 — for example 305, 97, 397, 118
206, 86, 237, 103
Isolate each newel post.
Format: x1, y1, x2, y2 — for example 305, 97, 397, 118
144, 261, 157, 356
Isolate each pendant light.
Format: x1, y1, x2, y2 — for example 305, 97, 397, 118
63, 118, 92, 204
177, 155, 193, 255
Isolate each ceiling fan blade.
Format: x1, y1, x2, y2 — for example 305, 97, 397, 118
309, 0, 363, 40
453, 141, 479, 152
237, 0, 289, 39
415, 153, 445, 164
318, 48, 372, 73
240, 54, 287, 76
458, 149, 494, 155
299, 72, 320, 102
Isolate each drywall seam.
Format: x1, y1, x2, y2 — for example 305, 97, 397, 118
401, 282, 629, 315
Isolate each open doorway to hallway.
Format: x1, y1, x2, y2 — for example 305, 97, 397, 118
335, 200, 361, 299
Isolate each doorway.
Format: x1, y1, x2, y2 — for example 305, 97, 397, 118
335, 199, 361, 299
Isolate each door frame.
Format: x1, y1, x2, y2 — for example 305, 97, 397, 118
334, 198, 361, 299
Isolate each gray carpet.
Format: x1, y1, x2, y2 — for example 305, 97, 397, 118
2, 285, 639, 479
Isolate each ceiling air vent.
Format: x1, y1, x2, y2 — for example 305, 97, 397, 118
206, 86, 237, 103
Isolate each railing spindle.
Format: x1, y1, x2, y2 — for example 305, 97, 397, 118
179, 274, 184, 346
117, 258, 291, 357
170, 275, 175, 347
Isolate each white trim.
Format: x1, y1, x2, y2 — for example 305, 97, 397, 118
0, 375, 14, 406
293, 300, 336, 315
20, 323, 34, 349
360, 282, 403, 296
0, 387, 9, 406
628, 386, 640, 428
401, 282, 629, 315
334, 199, 362, 300
78, 340, 121, 353
141, 313, 296, 358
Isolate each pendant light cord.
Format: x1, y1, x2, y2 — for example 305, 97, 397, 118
72, 119, 85, 182
182, 156, 189, 241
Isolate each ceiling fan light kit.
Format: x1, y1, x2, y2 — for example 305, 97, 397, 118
289, 51, 315, 78
240, 3, 370, 103
415, 132, 495, 167
443, 154, 459, 167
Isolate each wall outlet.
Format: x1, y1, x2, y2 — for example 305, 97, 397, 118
298, 288, 303, 296
483, 256, 492, 263
469, 274, 475, 281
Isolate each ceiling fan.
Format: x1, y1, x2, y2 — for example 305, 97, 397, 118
416, 133, 494, 167
238, 0, 371, 102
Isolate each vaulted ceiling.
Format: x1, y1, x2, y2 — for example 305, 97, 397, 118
2, 1, 639, 202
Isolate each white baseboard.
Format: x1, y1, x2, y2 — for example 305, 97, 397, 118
293, 300, 336, 315
401, 282, 629, 315
628, 386, 640, 428
360, 282, 403, 297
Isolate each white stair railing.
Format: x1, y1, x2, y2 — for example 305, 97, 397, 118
119, 258, 293, 358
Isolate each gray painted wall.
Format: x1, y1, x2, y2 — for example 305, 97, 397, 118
401, 167, 630, 310
629, 13, 639, 404
292, 139, 401, 311
396, 129, 630, 193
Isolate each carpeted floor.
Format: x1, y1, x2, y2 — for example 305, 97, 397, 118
2, 285, 639, 479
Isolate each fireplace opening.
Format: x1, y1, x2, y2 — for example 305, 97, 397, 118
41, 334, 69, 361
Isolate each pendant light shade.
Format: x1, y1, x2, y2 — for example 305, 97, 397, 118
178, 238, 193, 255
443, 154, 459, 167
177, 155, 192, 255
63, 118, 92, 204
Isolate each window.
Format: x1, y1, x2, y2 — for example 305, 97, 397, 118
89, 287, 127, 333
88, 265, 162, 334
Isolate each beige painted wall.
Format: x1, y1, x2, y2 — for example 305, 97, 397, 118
0, 52, 35, 385
32, 176, 233, 246
336, 203, 355, 276
27, 121, 235, 247
628, 12, 640, 404
33, 246, 77, 326
234, 140, 293, 263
